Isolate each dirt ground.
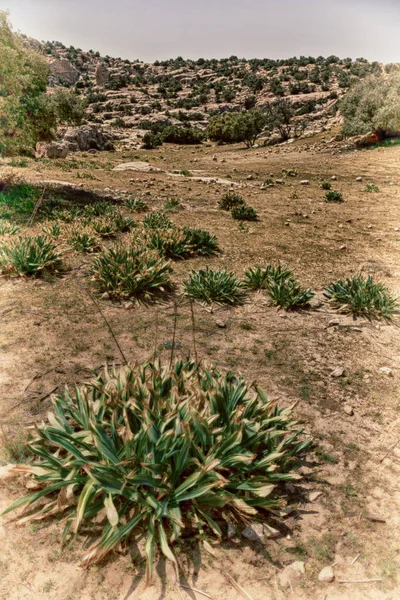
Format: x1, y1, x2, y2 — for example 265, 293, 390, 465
1, 137, 400, 600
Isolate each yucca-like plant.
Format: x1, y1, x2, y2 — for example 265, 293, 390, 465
243, 264, 293, 290
324, 275, 398, 319
67, 226, 101, 253
83, 202, 117, 217
325, 190, 343, 203
90, 212, 135, 237
0, 221, 20, 235
321, 181, 331, 190
92, 244, 172, 299
183, 267, 246, 305
41, 221, 61, 238
182, 227, 220, 256
231, 205, 258, 221
126, 198, 149, 212
0, 235, 61, 277
163, 198, 182, 212
267, 276, 314, 310
143, 211, 174, 230
1, 360, 311, 583
218, 191, 245, 211
146, 228, 189, 260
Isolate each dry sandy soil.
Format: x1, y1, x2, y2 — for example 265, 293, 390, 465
1, 136, 400, 600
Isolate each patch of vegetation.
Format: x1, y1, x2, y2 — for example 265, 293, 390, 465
267, 274, 314, 310
89, 213, 135, 237
324, 275, 398, 319
67, 226, 101, 253
218, 191, 245, 211
163, 198, 182, 212
183, 267, 246, 305
0, 182, 41, 217
92, 245, 172, 299
125, 198, 149, 212
2, 360, 310, 580
243, 263, 294, 290
325, 190, 343, 203
182, 227, 219, 256
321, 181, 331, 190
143, 211, 174, 230
365, 183, 379, 192
0, 234, 61, 277
0, 221, 20, 235
231, 204, 258, 221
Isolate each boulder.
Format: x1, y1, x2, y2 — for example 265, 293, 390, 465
62, 125, 115, 152
95, 63, 110, 86
36, 142, 69, 159
48, 58, 80, 86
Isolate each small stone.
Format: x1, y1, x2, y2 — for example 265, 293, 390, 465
212, 155, 217, 162
394, 227, 399, 232
100, 292, 110, 300
278, 562, 305, 589
328, 318, 340, 327
242, 524, 264, 542
227, 523, 236, 539
309, 491, 323, 502
356, 177, 363, 182
301, 180, 309, 185
215, 320, 226, 328
331, 366, 345, 377
344, 404, 354, 416
275, 179, 284, 184
247, 174, 254, 180
318, 566, 335, 583
331, 175, 337, 180
379, 367, 393, 376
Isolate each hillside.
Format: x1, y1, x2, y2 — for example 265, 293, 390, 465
36, 39, 383, 146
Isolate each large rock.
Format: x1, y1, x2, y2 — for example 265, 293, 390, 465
62, 125, 115, 152
48, 58, 80, 87
36, 141, 69, 159
95, 63, 110, 86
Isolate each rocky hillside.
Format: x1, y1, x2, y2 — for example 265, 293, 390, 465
36, 39, 383, 147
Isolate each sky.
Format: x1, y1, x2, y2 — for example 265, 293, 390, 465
1, 0, 400, 63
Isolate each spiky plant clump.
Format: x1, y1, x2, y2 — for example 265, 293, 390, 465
146, 228, 189, 260
231, 204, 258, 221
92, 245, 172, 299
67, 226, 101, 253
324, 275, 398, 319
325, 190, 343, 203
365, 183, 379, 193
83, 202, 116, 217
1, 360, 311, 583
163, 198, 182, 212
143, 211, 174, 230
183, 267, 246, 305
267, 276, 314, 310
182, 227, 220, 256
41, 221, 61, 238
0, 221, 20, 235
243, 263, 293, 290
321, 181, 331, 190
90, 212, 135, 237
0, 235, 61, 277
218, 191, 245, 211
126, 198, 149, 212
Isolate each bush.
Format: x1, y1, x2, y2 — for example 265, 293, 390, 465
161, 126, 204, 145
243, 263, 293, 290
325, 190, 343, 203
267, 276, 314, 310
0, 221, 20, 235
182, 227, 219, 256
208, 110, 266, 148
90, 213, 135, 237
67, 226, 100, 253
365, 183, 379, 192
218, 191, 245, 211
2, 360, 310, 580
92, 245, 172, 299
143, 211, 173, 230
0, 234, 61, 276
146, 228, 189, 260
125, 198, 149, 212
183, 267, 246, 305
324, 275, 398, 319
321, 181, 331, 190
231, 204, 258, 221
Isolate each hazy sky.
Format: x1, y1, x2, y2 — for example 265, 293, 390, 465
1, 0, 400, 63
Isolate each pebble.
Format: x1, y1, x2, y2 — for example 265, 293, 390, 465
242, 524, 264, 542
331, 175, 337, 180
227, 523, 236, 539
330, 366, 345, 377
328, 318, 340, 327
301, 180, 309, 185
344, 404, 354, 416
318, 566, 335, 583
356, 176, 363, 182
278, 562, 305, 589
379, 367, 393, 376
309, 491, 323, 502
215, 320, 226, 329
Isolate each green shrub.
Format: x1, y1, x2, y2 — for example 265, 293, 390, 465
92, 245, 172, 299
41, 221, 61, 238
163, 198, 182, 212
183, 267, 246, 305
182, 227, 219, 256
267, 276, 314, 310
365, 183, 379, 193
0, 221, 20, 235
146, 229, 189, 260
83, 202, 116, 217
143, 211, 173, 230
90, 213, 135, 237
208, 110, 266, 147
68, 226, 100, 253
0, 234, 61, 277
218, 191, 245, 211
162, 126, 204, 145
243, 263, 293, 290
125, 198, 149, 212
321, 181, 331, 190
324, 275, 398, 319
0, 182, 41, 216
2, 360, 310, 580
231, 204, 258, 221
325, 190, 343, 203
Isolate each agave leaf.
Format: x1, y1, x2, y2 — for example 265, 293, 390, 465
74, 480, 96, 532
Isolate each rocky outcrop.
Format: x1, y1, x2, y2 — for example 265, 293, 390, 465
36, 142, 69, 159
95, 63, 110, 86
48, 58, 80, 86
62, 125, 115, 151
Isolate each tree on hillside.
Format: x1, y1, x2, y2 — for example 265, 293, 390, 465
207, 109, 266, 147
264, 98, 295, 141
341, 73, 400, 140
